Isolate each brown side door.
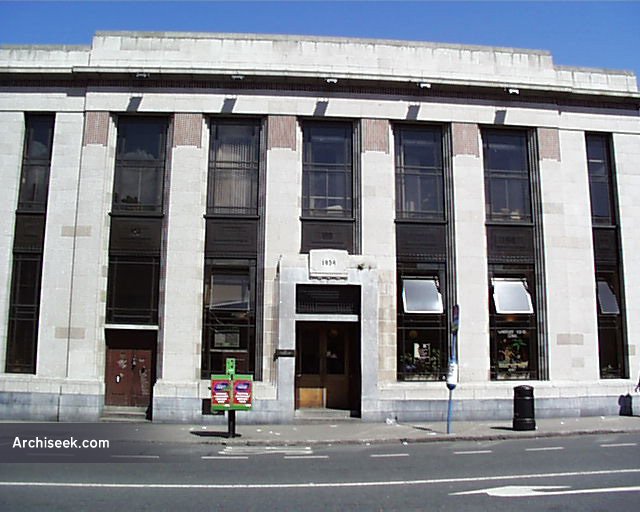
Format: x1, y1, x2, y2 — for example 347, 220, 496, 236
105, 347, 153, 407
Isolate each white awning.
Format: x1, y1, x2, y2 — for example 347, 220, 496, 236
491, 278, 534, 314
597, 280, 620, 315
402, 278, 443, 314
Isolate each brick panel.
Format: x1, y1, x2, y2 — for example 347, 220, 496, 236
267, 115, 297, 150
452, 123, 479, 157
538, 127, 561, 161
83, 111, 109, 146
362, 118, 389, 153
173, 113, 202, 148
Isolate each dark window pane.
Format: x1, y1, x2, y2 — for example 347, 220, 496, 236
589, 182, 613, 220
302, 123, 353, 218
586, 136, 607, 162
493, 327, 534, 379
483, 130, 531, 222
212, 124, 259, 163
13, 256, 40, 306
18, 165, 49, 210
6, 317, 38, 373
586, 134, 616, 226
114, 118, 167, 212
211, 168, 258, 214
326, 336, 345, 374
209, 274, 250, 310
401, 132, 441, 168
484, 132, 528, 172
506, 179, 531, 220
397, 327, 446, 381
304, 125, 352, 166
117, 119, 166, 160
395, 126, 444, 220
107, 257, 159, 324
113, 166, 164, 211
208, 121, 260, 216
201, 260, 256, 377
300, 337, 320, 374
6, 253, 42, 374
25, 116, 54, 160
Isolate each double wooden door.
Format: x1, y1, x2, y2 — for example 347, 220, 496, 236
295, 322, 360, 411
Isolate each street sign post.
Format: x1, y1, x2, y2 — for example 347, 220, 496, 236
210, 358, 253, 438
447, 304, 460, 434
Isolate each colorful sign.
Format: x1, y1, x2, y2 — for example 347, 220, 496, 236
210, 367, 253, 412
211, 376, 232, 410
232, 376, 253, 410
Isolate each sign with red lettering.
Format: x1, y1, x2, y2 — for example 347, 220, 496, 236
232, 376, 253, 410
211, 376, 232, 410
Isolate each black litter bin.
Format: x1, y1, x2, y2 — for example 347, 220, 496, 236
513, 385, 536, 431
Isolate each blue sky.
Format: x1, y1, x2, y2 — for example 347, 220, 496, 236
1, 1, 639, 80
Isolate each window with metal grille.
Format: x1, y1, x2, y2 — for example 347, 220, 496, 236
6, 114, 54, 373
586, 134, 616, 226
201, 260, 256, 378
106, 256, 160, 325
207, 120, 261, 216
396, 266, 447, 382
586, 133, 627, 379
5, 253, 42, 373
483, 130, 532, 223
112, 118, 167, 213
302, 122, 353, 218
395, 126, 444, 221
17, 115, 55, 212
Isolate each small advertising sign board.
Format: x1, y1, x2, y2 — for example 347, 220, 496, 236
232, 375, 253, 410
211, 375, 232, 411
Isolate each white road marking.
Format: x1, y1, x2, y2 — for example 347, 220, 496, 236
201, 456, 249, 460
111, 455, 160, 460
2, 468, 638, 490
220, 446, 313, 456
600, 443, 637, 448
453, 484, 640, 497
370, 453, 410, 458
283, 455, 328, 460
454, 450, 492, 455
525, 447, 564, 452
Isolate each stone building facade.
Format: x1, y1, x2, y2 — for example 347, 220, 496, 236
0, 32, 638, 422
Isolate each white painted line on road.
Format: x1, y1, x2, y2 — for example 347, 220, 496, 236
525, 447, 564, 452
1, 468, 639, 491
201, 456, 249, 460
600, 443, 637, 448
454, 450, 492, 455
111, 455, 160, 460
454, 484, 640, 497
283, 455, 329, 460
370, 453, 410, 458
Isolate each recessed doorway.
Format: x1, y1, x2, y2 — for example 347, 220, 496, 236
295, 322, 360, 414
105, 330, 156, 410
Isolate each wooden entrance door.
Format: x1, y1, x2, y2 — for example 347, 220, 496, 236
105, 331, 155, 407
295, 322, 360, 411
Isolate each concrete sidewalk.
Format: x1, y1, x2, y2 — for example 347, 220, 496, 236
87, 414, 640, 447
3, 415, 639, 448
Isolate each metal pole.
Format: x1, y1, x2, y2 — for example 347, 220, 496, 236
447, 388, 454, 434
446, 304, 459, 435
228, 410, 236, 438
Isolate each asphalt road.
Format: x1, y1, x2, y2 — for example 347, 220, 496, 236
1, 432, 639, 511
